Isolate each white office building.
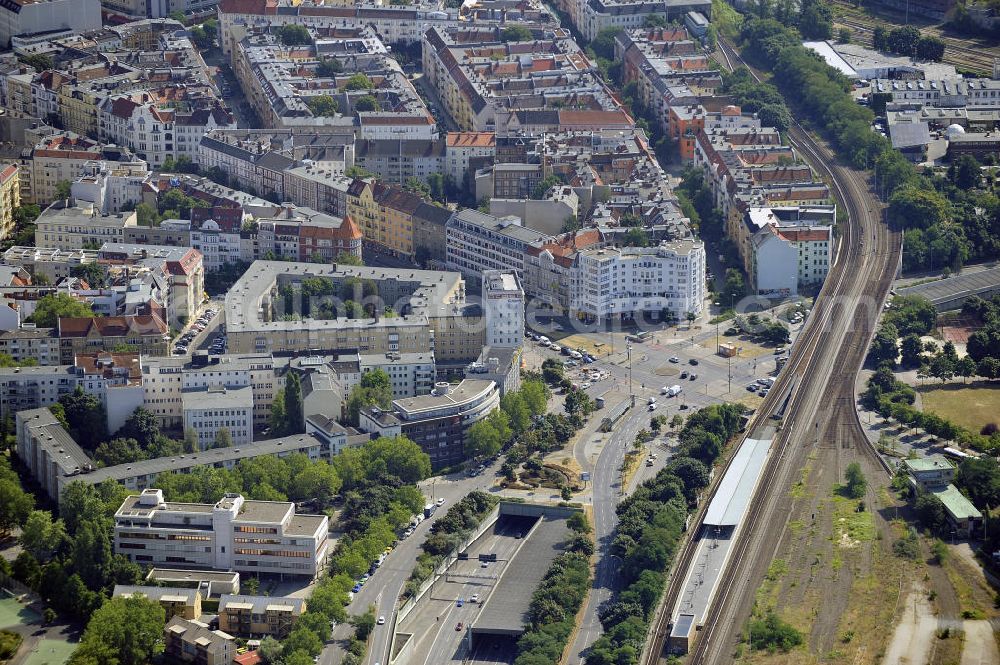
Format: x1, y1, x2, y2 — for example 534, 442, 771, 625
572, 239, 706, 322
114, 489, 329, 578
182, 385, 254, 449
482, 270, 525, 349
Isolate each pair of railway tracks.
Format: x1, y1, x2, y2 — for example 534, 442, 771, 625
640, 40, 902, 665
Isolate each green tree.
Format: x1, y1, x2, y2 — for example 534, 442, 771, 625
277, 24, 312, 46
270, 388, 288, 435
210, 428, 231, 450
354, 95, 380, 112
305, 95, 339, 117
68, 595, 165, 665
466, 419, 501, 459
93, 438, 146, 467
283, 627, 323, 658
71, 519, 112, 589
134, 202, 160, 227
520, 380, 549, 416
952, 155, 981, 190
622, 227, 650, 247
317, 57, 343, 77
70, 263, 107, 288
27, 293, 94, 327
0, 479, 34, 536
290, 463, 342, 504
837, 27, 851, 43
844, 462, 867, 499
344, 369, 392, 426
59, 386, 107, 450
55, 180, 72, 200
531, 174, 562, 200
285, 372, 304, 433
915, 493, 948, 533
257, 636, 283, 664
500, 392, 531, 434
501, 25, 532, 42
887, 186, 949, 231
900, 333, 923, 367
404, 176, 430, 198
345, 73, 374, 90
335, 251, 363, 266
183, 427, 199, 453
19, 511, 66, 561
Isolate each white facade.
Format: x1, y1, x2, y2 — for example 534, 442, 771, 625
114, 489, 329, 578
143, 355, 278, 430
751, 225, 833, 297
482, 270, 525, 349
357, 352, 436, 398
182, 385, 254, 449
572, 239, 706, 321
445, 209, 548, 281
0, 0, 102, 47
191, 219, 244, 272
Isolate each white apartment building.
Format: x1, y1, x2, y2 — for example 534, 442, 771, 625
74, 352, 145, 433
30, 133, 145, 205
357, 352, 436, 399
557, 0, 712, 42
0, 365, 80, 421
482, 270, 525, 349
182, 385, 255, 449
34, 201, 138, 250
0, 327, 61, 366
70, 160, 150, 214
752, 225, 833, 297
0, 0, 101, 46
445, 209, 549, 282
114, 489, 330, 578
142, 354, 277, 431
572, 239, 706, 322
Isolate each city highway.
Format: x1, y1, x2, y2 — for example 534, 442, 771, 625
641, 40, 902, 664
321, 458, 503, 665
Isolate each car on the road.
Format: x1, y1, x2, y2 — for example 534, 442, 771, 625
470, 593, 480, 603
457, 598, 464, 607
648, 403, 657, 411
680, 371, 688, 379
377, 616, 386, 625
436, 497, 445, 506
352, 583, 361, 593
480, 561, 490, 568
689, 358, 699, 365
689, 373, 697, 381
456, 622, 464, 631
669, 356, 679, 363
661, 386, 669, 394
581, 382, 591, 389
515, 532, 523, 539
646, 458, 654, 467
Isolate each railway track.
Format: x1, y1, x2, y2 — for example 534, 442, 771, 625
830, 7, 997, 73
640, 39, 902, 665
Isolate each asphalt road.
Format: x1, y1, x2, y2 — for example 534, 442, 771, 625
321, 458, 504, 665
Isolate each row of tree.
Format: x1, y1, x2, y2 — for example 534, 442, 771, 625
466, 378, 551, 459
872, 25, 945, 61
861, 367, 999, 451
514, 514, 593, 665
404, 490, 499, 598
586, 403, 744, 664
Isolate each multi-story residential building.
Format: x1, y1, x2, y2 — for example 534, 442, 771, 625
0, 164, 20, 242
423, 26, 630, 132
73, 352, 146, 432
523, 230, 605, 314
446, 209, 549, 282
218, 594, 306, 638
255, 206, 362, 264
164, 617, 235, 665
445, 132, 496, 188
97, 244, 205, 327
114, 489, 330, 578
0, 0, 102, 46
113, 585, 202, 620
555, 0, 711, 42
224, 261, 485, 364
34, 200, 138, 250
69, 160, 150, 215
0, 327, 61, 365
730, 205, 835, 297
571, 239, 706, 322
182, 385, 255, 449
230, 27, 433, 137
99, 93, 235, 168
102, 0, 220, 20
360, 378, 500, 469
482, 270, 525, 349
29, 133, 144, 205
57, 312, 170, 363
0, 364, 80, 421
189, 206, 245, 272
15, 407, 362, 499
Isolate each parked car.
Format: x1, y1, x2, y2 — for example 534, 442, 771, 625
455, 622, 464, 631
680, 371, 688, 379
689, 358, 699, 365
669, 356, 679, 363
377, 616, 385, 625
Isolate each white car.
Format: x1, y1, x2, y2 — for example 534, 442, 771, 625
581, 382, 591, 389
377, 615, 386, 625
436, 497, 445, 506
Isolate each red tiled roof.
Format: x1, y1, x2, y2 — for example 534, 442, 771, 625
58, 314, 167, 338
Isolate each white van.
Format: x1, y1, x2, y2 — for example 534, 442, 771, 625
667, 385, 682, 397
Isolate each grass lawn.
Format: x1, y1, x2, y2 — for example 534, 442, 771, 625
0, 596, 39, 630
917, 383, 1000, 434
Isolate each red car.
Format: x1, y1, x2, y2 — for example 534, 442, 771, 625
455, 622, 464, 631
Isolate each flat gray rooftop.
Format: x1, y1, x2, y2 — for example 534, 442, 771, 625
703, 437, 771, 527
471, 516, 569, 636
897, 265, 1000, 309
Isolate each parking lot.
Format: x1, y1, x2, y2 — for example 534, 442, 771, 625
172, 302, 225, 356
